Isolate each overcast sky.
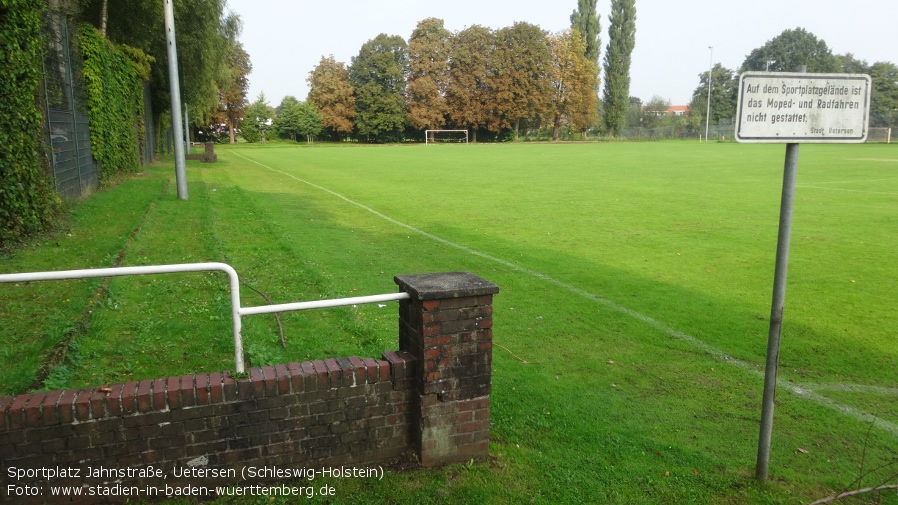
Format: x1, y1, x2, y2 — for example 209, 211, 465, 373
224, 0, 896, 108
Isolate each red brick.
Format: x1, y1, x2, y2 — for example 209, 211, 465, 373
57, 389, 77, 423
422, 300, 440, 311
275, 364, 291, 394
248, 366, 265, 397
89, 389, 108, 419
361, 358, 378, 383
287, 362, 303, 391
195, 374, 210, 405
261, 365, 278, 395
348, 356, 366, 385
121, 382, 138, 414
167, 376, 181, 408
74, 389, 92, 421
137, 380, 153, 412
24, 393, 46, 426
208, 372, 224, 403
325, 359, 342, 388
424, 335, 452, 346
0, 395, 15, 430
41, 390, 63, 424
423, 323, 441, 336
301, 361, 319, 391
311, 360, 330, 389
180, 375, 196, 406
149, 378, 165, 410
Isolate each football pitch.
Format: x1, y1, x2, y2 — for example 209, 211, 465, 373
211, 140, 898, 502
3, 139, 897, 503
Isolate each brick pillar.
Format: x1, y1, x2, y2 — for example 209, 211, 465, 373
394, 272, 499, 467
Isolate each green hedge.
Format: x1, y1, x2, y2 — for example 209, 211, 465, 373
78, 25, 151, 183
0, 0, 60, 248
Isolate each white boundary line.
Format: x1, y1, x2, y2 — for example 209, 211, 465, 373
230, 151, 898, 437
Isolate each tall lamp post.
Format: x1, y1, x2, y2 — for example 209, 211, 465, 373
705, 46, 713, 143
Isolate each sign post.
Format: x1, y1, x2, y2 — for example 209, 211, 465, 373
735, 72, 871, 481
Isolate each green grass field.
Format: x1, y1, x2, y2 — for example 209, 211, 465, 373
1, 140, 896, 503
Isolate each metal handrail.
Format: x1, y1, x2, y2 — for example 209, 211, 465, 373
0, 262, 410, 374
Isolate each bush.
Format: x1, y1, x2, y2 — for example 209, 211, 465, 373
0, 0, 60, 248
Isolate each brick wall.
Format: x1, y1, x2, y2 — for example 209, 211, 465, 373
0, 272, 497, 504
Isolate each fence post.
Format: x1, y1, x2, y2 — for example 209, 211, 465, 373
394, 272, 499, 466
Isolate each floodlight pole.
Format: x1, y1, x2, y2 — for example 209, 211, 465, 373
705, 46, 713, 143
164, 0, 188, 200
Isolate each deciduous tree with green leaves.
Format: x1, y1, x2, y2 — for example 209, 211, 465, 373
740, 27, 838, 73
349, 34, 409, 143
406, 18, 451, 131
602, 0, 636, 138
687, 63, 738, 130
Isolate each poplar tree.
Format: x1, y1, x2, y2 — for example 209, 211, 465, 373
570, 0, 601, 66
570, 0, 602, 139
602, 0, 636, 138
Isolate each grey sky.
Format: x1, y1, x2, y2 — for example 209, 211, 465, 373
225, 0, 896, 108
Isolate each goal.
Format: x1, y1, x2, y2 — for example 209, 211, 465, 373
866, 127, 891, 143
425, 130, 469, 144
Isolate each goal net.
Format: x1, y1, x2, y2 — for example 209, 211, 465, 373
866, 127, 892, 143
425, 130, 469, 144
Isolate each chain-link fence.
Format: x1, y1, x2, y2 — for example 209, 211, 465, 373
42, 11, 98, 200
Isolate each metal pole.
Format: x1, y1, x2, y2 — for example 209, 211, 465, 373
184, 105, 190, 155
705, 46, 713, 143
756, 142, 800, 481
164, 0, 188, 200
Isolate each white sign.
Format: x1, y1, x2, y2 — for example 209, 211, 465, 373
735, 72, 871, 143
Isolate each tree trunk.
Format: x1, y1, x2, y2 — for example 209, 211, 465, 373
227, 118, 236, 144
552, 115, 561, 142
100, 0, 108, 36
580, 127, 587, 141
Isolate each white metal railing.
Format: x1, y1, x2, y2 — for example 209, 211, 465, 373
0, 262, 410, 373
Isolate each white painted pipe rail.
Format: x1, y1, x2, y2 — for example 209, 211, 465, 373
0, 262, 410, 375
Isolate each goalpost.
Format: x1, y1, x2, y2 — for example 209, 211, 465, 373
425, 129, 469, 144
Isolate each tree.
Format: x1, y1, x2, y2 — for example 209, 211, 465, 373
640, 95, 670, 129
602, 0, 636, 138
296, 102, 323, 144
625, 96, 643, 128
307, 56, 356, 140
570, 0, 601, 139
687, 63, 738, 130
868, 61, 898, 127
406, 18, 451, 131
546, 29, 599, 141
741, 28, 838, 73
490, 22, 553, 137
240, 93, 274, 143
79, 0, 238, 128
570, 0, 601, 64
274, 96, 302, 141
212, 16, 251, 144
349, 34, 408, 143
446, 25, 496, 141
